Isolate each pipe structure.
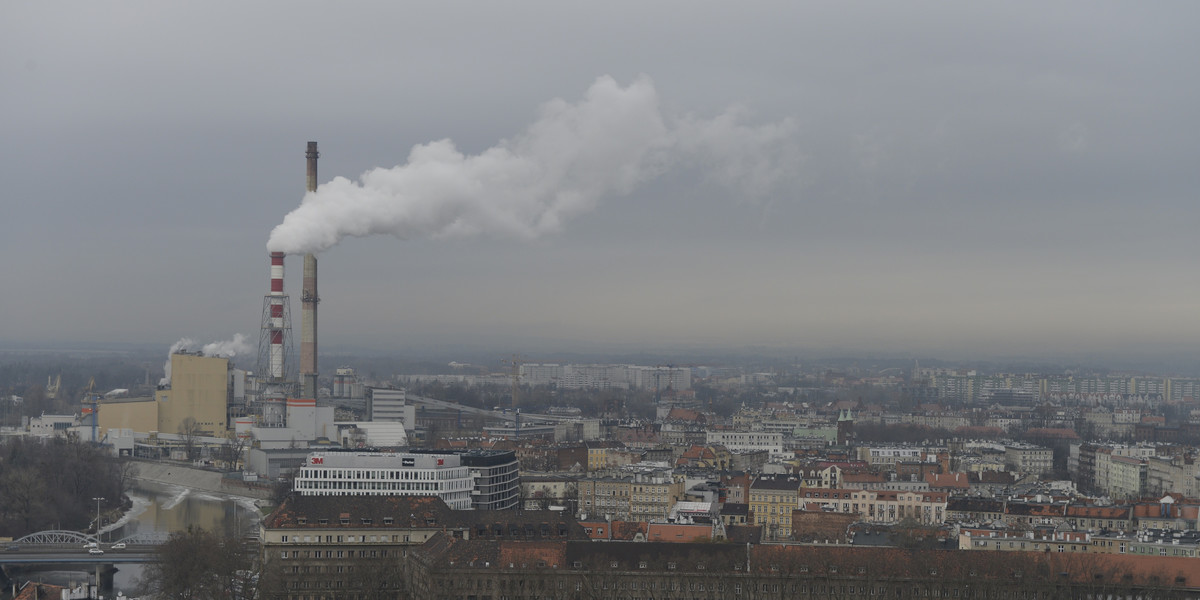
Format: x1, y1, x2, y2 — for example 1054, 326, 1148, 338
300, 142, 320, 399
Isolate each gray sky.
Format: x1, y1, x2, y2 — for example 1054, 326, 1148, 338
3, 2, 1199, 362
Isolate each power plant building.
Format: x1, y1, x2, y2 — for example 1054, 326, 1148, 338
366, 387, 415, 431
156, 352, 230, 437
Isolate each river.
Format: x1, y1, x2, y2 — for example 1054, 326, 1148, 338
27, 482, 265, 596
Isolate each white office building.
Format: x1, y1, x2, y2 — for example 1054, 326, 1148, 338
292, 451, 473, 509
706, 431, 785, 457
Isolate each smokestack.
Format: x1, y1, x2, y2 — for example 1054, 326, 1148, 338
269, 252, 286, 380
258, 251, 293, 387
301, 142, 320, 399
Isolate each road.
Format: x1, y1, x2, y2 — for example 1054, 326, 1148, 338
0, 546, 158, 565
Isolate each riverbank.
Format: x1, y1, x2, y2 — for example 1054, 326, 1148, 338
128, 459, 274, 501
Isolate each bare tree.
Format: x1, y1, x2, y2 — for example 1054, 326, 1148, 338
138, 527, 258, 600
179, 417, 201, 461
218, 432, 248, 471
0, 468, 49, 533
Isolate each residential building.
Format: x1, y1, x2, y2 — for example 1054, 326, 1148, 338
578, 476, 632, 521
401, 540, 1200, 600
1004, 444, 1053, 477
705, 430, 784, 457
260, 494, 586, 598
1106, 455, 1147, 500
628, 470, 684, 523
799, 488, 947, 525
748, 476, 801, 537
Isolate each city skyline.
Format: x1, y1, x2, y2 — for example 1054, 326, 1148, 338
3, 3, 1199, 363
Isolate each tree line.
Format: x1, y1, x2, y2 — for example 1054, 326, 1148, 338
0, 437, 134, 537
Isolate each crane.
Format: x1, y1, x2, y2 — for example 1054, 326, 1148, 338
503, 354, 523, 409
81, 377, 101, 443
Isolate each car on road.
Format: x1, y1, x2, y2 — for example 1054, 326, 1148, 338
83, 542, 99, 549
5, 544, 19, 552
110, 542, 126, 549
88, 548, 104, 555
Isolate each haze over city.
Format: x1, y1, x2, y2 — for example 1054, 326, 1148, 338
4, 2, 1200, 365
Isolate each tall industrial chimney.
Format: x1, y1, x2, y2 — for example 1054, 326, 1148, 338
300, 142, 320, 399
258, 251, 294, 391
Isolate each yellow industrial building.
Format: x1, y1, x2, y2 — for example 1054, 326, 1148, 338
97, 352, 230, 439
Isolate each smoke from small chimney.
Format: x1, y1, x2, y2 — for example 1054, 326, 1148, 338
160, 334, 251, 385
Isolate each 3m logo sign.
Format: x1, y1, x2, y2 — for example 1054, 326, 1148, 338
311, 457, 324, 465
437, 459, 444, 466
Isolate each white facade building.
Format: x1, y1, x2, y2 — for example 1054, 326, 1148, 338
366, 388, 415, 432
858, 446, 930, 467
293, 451, 473, 509
1004, 444, 1054, 476
520, 363, 692, 391
705, 431, 785, 457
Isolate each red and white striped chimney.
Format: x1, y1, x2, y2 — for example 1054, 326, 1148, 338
269, 251, 286, 380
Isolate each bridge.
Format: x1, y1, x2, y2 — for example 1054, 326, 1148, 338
1, 530, 168, 596
0, 530, 167, 565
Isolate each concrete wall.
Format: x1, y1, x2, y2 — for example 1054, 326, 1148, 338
130, 459, 271, 500
98, 397, 158, 440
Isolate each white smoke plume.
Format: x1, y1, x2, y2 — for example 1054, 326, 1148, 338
202, 333, 252, 358
159, 337, 195, 386
267, 75, 799, 255
159, 334, 252, 385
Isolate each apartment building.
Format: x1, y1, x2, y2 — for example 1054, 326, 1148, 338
799, 488, 947, 525
748, 476, 801, 537
403, 540, 1200, 600
705, 430, 784, 457
629, 471, 684, 523
260, 494, 586, 598
578, 476, 632, 521
1107, 455, 1147, 500
1003, 444, 1053, 476
577, 470, 684, 523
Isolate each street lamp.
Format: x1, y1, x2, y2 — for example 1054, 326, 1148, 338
92, 497, 105, 543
